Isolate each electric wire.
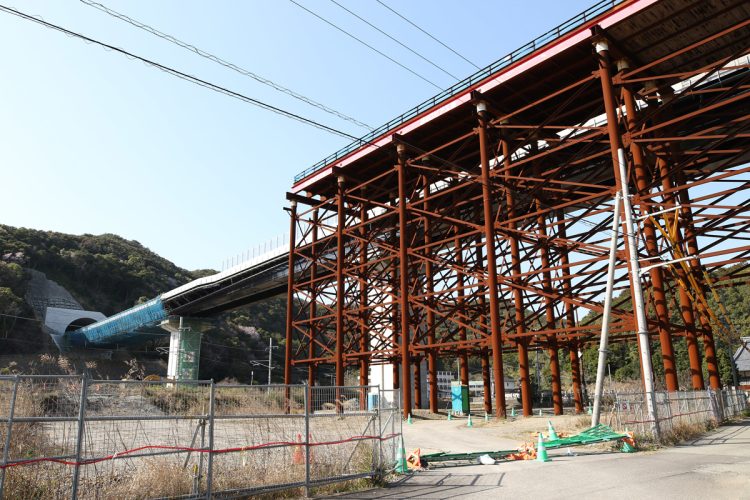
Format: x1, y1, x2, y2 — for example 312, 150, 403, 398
0, 4, 362, 142
79, 0, 373, 131
375, 0, 480, 70
0, 313, 41, 322
288, 0, 442, 90
328, 0, 460, 81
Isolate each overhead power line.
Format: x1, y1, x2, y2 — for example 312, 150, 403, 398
328, 0, 460, 81
375, 0, 481, 70
0, 4, 361, 142
79, 0, 373, 131
288, 0, 442, 90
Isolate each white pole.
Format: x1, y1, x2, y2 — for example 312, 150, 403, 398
617, 148, 660, 438
268, 337, 273, 385
592, 192, 621, 426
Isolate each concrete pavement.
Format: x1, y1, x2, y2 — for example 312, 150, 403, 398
326, 419, 750, 499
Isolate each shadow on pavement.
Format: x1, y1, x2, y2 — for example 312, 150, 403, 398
320, 471, 505, 499
680, 419, 750, 447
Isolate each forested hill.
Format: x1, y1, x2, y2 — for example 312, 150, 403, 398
0, 224, 287, 383
0, 224, 195, 315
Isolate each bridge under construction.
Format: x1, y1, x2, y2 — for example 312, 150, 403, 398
284, 0, 750, 418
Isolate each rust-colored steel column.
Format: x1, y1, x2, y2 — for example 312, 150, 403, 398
335, 176, 346, 392
621, 83, 680, 391
655, 156, 704, 389
548, 342, 562, 415
481, 348, 492, 414
397, 145, 412, 417
674, 169, 720, 389
533, 163, 562, 414
455, 230, 469, 386
570, 344, 583, 413
308, 207, 319, 387
359, 203, 369, 410
474, 228, 492, 414
518, 340, 532, 416
390, 249, 400, 390
359, 203, 369, 390
557, 210, 583, 413
477, 111, 506, 418
502, 137, 531, 417
658, 97, 704, 390
597, 41, 671, 390
414, 361, 422, 409
284, 200, 297, 386
423, 176, 438, 413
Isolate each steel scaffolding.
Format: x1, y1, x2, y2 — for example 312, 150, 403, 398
285, 0, 750, 418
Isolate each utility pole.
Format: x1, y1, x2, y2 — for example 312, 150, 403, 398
617, 148, 660, 438
268, 337, 273, 385
592, 192, 621, 426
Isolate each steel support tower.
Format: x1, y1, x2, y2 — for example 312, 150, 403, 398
285, 0, 750, 417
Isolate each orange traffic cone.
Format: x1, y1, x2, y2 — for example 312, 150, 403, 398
292, 433, 305, 465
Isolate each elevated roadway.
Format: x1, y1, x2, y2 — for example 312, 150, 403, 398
62, 245, 290, 347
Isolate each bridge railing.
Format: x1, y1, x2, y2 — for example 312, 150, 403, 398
293, 0, 626, 184
220, 233, 289, 271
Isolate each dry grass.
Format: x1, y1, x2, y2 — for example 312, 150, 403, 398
3, 463, 73, 499
142, 384, 307, 416
85, 461, 194, 499
0, 381, 381, 499
631, 419, 719, 449
484, 413, 591, 441
3, 440, 379, 499
658, 420, 717, 447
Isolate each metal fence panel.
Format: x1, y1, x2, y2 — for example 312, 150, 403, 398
603, 388, 748, 439
377, 388, 401, 472
77, 380, 212, 499
0, 378, 402, 499
0, 376, 82, 499
307, 385, 378, 485
210, 385, 306, 496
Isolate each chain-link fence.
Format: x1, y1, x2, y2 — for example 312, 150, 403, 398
598, 388, 748, 438
0, 375, 402, 499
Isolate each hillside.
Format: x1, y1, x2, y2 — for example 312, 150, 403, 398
1, 223, 746, 388
576, 265, 750, 389
0, 224, 287, 382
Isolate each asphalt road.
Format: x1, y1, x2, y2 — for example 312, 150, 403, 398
327, 419, 750, 499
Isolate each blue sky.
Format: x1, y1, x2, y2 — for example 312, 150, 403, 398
0, 0, 594, 270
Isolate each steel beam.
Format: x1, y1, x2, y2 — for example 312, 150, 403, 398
423, 176, 438, 413
284, 200, 297, 386
478, 112, 506, 418
674, 169, 721, 389
502, 137, 532, 416
308, 208, 318, 387
455, 229, 470, 387
621, 82, 679, 391
335, 177, 345, 393
397, 145, 413, 417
